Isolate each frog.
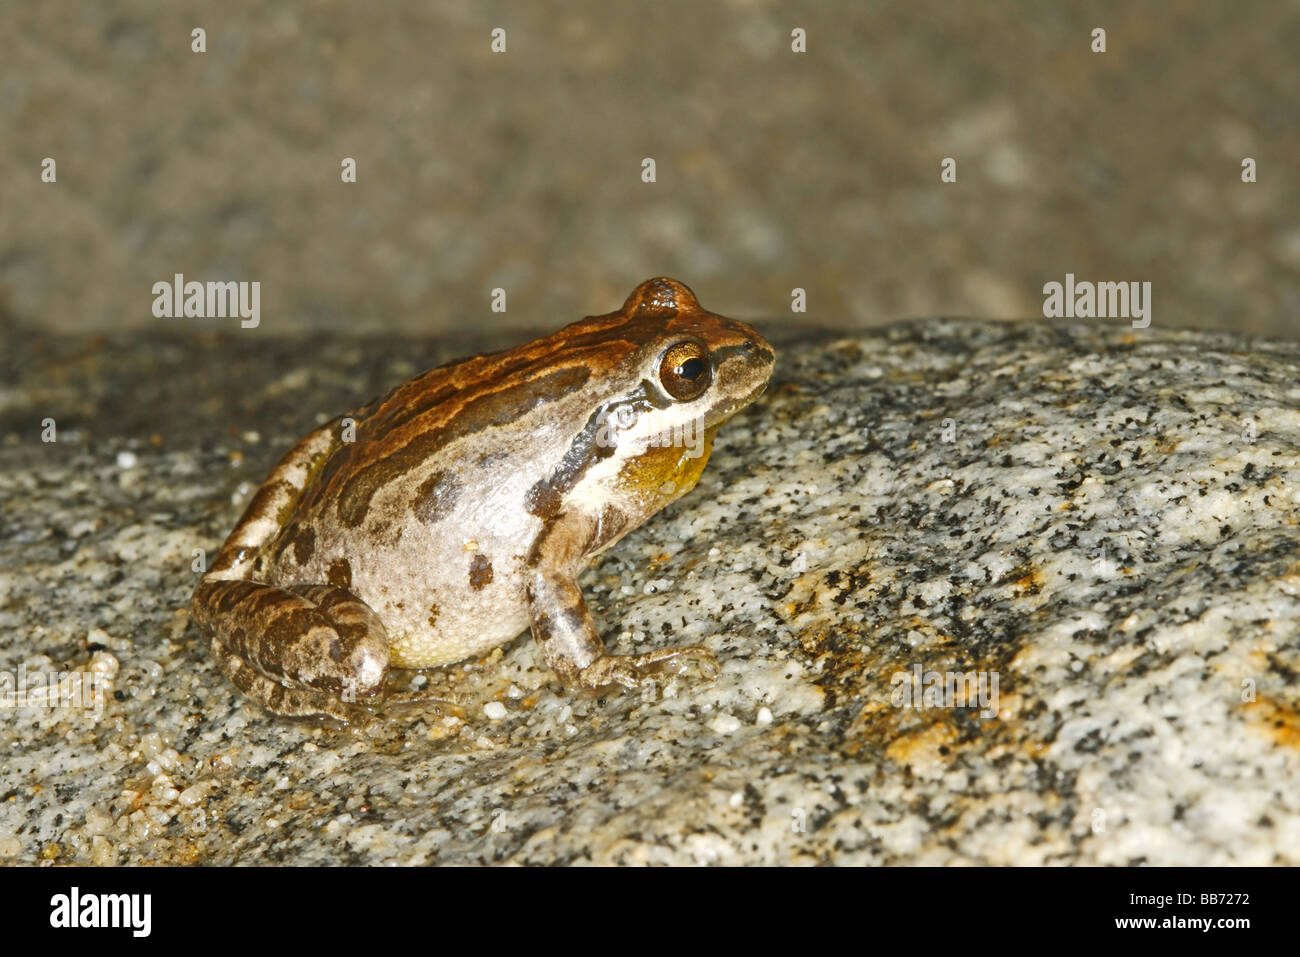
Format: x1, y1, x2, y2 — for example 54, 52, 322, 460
190, 277, 775, 721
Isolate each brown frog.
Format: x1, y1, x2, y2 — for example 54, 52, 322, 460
191, 278, 775, 720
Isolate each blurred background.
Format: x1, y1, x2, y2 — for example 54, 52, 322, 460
2, 0, 1297, 338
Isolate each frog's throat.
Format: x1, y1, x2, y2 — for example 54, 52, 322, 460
616, 425, 719, 503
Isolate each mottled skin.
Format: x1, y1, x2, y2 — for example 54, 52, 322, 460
191, 278, 775, 721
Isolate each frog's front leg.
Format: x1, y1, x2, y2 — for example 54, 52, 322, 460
525, 512, 718, 694
190, 579, 391, 720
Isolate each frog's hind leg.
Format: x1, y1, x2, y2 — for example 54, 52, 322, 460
281, 586, 462, 711
209, 633, 367, 723
191, 579, 390, 721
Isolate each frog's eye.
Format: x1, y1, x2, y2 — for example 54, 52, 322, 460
658, 340, 712, 401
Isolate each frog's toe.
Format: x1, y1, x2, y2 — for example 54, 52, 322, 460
211, 635, 375, 724
641, 646, 719, 681
577, 646, 719, 694
323, 631, 388, 701
381, 675, 466, 714
285, 583, 391, 699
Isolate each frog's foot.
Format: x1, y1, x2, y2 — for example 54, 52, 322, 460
192, 579, 392, 722
379, 674, 466, 715
576, 646, 719, 694
210, 634, 375, 724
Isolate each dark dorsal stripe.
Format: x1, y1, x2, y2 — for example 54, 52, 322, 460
291, 286, 754, 529
334, 363, 592, 527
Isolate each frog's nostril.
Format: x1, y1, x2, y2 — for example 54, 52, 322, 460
741, 339, 757, 353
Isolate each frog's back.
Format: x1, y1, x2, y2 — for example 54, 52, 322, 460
260, 288, 734, 545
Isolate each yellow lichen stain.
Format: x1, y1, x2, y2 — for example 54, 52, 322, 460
885, 720, 959, 775
842, 699, 894, 758
991, 692, 1022, 720
426, 722, 459, 742
173, 840, 202, 865
782, 593, 1032, 766
1003, 564, 1044, 597
1244, 696, 1300, 749
901, 615, 956, 647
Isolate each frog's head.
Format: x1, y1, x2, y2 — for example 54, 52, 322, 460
555, 277, 775, 509
616, 276, 774, 429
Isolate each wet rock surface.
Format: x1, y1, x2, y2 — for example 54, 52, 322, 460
2, 317, 1299, 864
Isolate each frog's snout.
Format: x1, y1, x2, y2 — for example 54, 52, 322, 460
739, 335, 775, 367
709, 324, 775, 419
733, 326, 776, 378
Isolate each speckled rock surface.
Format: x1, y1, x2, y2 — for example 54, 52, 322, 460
3, 317, 1300, 865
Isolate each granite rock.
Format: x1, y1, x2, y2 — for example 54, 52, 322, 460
2, 318, 1299, 865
